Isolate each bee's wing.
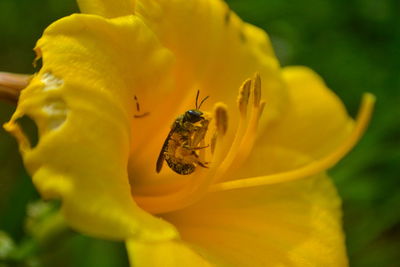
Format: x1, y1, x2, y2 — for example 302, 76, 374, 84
156, 124, 177, 173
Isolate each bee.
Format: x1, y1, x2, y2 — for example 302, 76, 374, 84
156, 91, 210, 175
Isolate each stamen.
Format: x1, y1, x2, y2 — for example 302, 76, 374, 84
133, 95, 150, 118
214, 74, 266, 182
239, 100, 266, 158
209, 93, 375, 192
237, 79, 251, 117
134, 95, 141, 112
214, 77, 251, 163
253, 73, 261, 107
210, 132, 217, 154
214, 103, 228, 136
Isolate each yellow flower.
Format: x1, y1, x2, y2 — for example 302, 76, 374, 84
3, 0, 374, 265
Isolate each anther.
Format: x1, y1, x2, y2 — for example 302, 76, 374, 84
210, 132, 217, 154
253, 73, 261, 107
214, 103, 228, 136
237, 79, 251, 117
133, 95, 150, 118
134, 95, 141, 112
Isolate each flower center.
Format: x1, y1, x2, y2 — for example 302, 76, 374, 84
133, 73, 266, 214
132, 72, 375, 215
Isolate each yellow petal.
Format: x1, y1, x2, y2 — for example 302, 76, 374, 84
266, 66, 354, 159
126, 239, 211, 266
136, 0, 288, 126
128, 0, 289, 190
77, 0, 135, 18
163, 173, 348, 266
4, 14, 177, 241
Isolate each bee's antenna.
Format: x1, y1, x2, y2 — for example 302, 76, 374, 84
195, 90, 200, 109
198, 95, 210, 109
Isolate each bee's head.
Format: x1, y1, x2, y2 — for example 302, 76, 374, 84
184, 109, 203, 123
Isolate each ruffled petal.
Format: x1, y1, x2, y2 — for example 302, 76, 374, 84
77, 0, 135, 18
163, 173, 348, 266
126, 239, 211, 266
4, 14, 177, 241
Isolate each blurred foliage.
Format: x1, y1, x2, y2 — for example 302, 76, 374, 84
0, 0, 399, 266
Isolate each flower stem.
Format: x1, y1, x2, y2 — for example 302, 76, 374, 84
0, 72, 31, 104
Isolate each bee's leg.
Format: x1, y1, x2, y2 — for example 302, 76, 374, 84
191, 123, 208, 147
190, 150, 199, 158
197, 160, 209, 168
189, 151, 209, 168
183, 144, 209, 150
192, 144, 209, 150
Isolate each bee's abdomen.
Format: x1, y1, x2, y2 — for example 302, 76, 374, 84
165, 158, 195, 175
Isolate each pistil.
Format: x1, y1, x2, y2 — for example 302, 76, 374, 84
210, 93, 375, 192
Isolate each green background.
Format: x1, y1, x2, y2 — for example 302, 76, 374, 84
0, 0, 399, 266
